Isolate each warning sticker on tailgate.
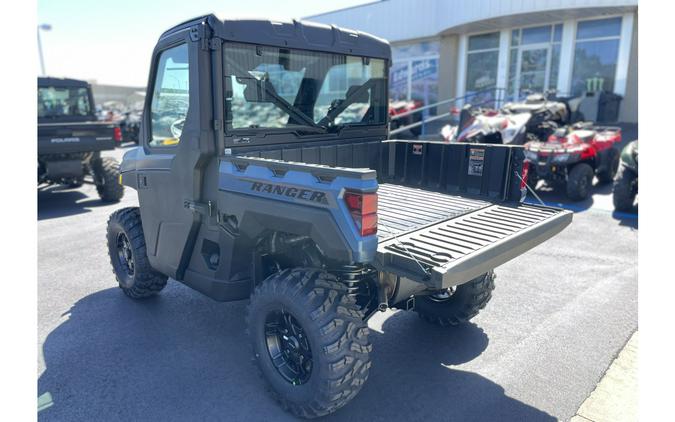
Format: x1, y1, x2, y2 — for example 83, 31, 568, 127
468, 148, 485, 176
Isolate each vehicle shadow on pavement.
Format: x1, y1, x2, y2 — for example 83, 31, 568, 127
326, 312, 556, 421
527, 182, 599, 213
38, 186, 109, 220
38, 285, 554, 422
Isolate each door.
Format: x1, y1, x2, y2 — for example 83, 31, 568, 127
516, 45, 551, 96
136, 30, 216, 280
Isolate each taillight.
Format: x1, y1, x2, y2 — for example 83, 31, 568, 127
344, 191, 378, 237
520, 160, 530, 190
113, 126, 122, 142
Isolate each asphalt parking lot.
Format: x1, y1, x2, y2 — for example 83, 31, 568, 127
38, 143, 637, 421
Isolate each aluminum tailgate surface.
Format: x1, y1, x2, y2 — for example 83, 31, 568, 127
377, 184, 491, 240
376, 202, 573, 288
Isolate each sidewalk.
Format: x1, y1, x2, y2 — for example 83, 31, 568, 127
570, 331, 638, 422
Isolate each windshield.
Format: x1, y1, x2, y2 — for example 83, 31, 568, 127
224, 42, 387, 132
38, 86, 92, 118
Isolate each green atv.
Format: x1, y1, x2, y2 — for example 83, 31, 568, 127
613, 140, 638, 211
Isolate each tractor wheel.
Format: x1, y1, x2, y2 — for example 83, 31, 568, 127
527, 166, 540, 189
566, 163, 594, 201
414, 271, 495, 327
613, 166, 637, 212
92, 157, 124, 202
597, 148, 620, 184
106, 207, 168, 299
247, 268, 371, 418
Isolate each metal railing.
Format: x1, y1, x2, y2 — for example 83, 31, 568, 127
389, 87, 507, 136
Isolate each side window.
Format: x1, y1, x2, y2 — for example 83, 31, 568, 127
150, 44, 190, 147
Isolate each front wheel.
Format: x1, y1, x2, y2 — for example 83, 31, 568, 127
92, 157, 124, 202
613, 166, 637, 211
247, 268, 371, 419
106, 207, 168, 299
566, 163, 594, 201
415, 271, 495, 326
597, 148, 620, 184
527, 166, 540, 190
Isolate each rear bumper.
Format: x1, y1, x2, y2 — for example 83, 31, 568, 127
375, 203, 572, 289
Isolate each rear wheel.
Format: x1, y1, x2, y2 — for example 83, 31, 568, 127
414, 271, 495, 326
92, 157, 124, 202
106, 207, 167, 299
597, 148, 620, 184
613, 166, 637, 211
566, 163, 594, 201
527, 166, 540, 189
247, 268, 371, 418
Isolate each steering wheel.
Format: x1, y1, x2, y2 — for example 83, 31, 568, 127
170, 118, 185, 139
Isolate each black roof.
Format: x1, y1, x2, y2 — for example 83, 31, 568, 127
38, 77, 90, 88
160, 14, 391, 60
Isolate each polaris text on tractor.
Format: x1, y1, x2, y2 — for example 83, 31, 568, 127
106, 15, 572, 418
524, 122, 621, 201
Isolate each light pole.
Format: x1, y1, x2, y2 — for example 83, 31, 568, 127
38, 23, 52, 76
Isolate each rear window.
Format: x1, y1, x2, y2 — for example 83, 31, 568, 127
38, 86, 92, 118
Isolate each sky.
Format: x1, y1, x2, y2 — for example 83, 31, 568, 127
37, 0, 371, 87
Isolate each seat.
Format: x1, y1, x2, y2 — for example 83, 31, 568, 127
574, 129, 595, 143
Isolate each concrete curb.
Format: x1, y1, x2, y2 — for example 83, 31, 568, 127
570, 331, 638, 422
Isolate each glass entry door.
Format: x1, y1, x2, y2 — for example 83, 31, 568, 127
516, 45, 551, 96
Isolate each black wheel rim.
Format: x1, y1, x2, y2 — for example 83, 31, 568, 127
116, 232, 135, 277
264, 309, 312, 385
428, 286, 457, 302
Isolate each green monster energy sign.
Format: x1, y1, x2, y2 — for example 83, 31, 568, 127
586, 76, 605, 93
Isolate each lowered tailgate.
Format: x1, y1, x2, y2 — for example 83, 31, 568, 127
375, 202, 572, 288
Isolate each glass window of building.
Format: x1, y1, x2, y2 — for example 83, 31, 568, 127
389, 40, 439, 111
571, 17, 622, 96
466, 32, 500, 104
389, 62, 409, 101
507, 24, 562, 101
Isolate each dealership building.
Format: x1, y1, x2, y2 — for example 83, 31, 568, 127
306, 0, 638, 123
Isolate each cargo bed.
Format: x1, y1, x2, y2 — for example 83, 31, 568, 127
376, 185, 572, 288
227, 141, 572, 289
376, 183, 490, 240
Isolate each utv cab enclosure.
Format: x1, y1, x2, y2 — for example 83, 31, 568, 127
38, 77, 124, 201
107, 15, 572, 418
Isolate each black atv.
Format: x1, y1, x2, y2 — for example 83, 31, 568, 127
38, 77, 124, 202
613, 140, 638, 211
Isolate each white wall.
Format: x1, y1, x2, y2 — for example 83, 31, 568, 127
307, 0, 638, 43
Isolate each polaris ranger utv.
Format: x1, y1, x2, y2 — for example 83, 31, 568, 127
38, 77, 124, 201
106, 15, 572, 418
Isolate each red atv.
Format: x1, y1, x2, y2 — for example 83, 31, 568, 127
389, 99, 423, 137
524, 122, 621, 200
